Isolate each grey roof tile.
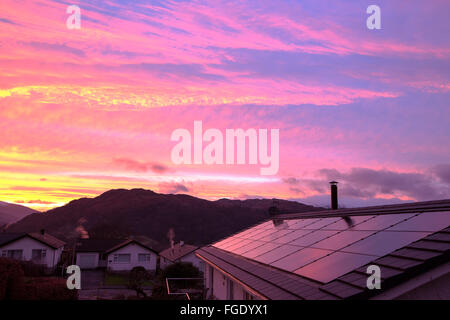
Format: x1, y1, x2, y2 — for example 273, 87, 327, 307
391, 247, 441, 260
321, 281, 363, 299
374, 256, 422, 270
339, 272, 369, 289
425, 233, 450, 242
407, 240, 450, 252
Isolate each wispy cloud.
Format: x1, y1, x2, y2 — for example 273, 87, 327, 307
0, 0, 449, 210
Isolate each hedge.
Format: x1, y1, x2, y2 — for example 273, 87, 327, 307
0, 258, 77, 300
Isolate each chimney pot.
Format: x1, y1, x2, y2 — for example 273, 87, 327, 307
40, 229, 45, 235
329, 181, 338, 210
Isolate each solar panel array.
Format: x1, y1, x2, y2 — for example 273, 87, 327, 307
212, 211, 450, 283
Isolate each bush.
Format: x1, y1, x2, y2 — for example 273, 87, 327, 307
17, 260, 47, 277
0, 258, 77, 300
159, 262, 201, 279
0, 258, 25, 300
128, 266, 150, 298
20, 278, 78, 300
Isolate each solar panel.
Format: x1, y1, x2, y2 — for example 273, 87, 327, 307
258, 229, 296, 242
253, 244, 302, 264
218, 237, 244, 249
288, 218, 322, 229
271, 247, 331, 272
386, 211, 450, 232
211, 209, 450, 284
222, 238, 253, 251
243, 227, 274, 239
303, 217, 340, 229
213, 238, 235, 249
232, 240, 266, 255
290, 230, 339, 247
256, 221, 274, 229
322, 215, 374, 230
352, 213, 416, 230
295, 251, 375, 283
273, 229, 314, 244
241, 242, 281, 259
311, 230, 376, 251
343, 231, 430, 257
249, 228, 279, 240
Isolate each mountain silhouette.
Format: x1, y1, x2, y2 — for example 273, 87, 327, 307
0, 201, 37, 227
6, 188, 321, 248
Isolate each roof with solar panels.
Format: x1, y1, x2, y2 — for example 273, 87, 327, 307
195, 199, 450, 299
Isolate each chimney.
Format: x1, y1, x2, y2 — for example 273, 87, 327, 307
40, 229, 45, 235
330, 181, 338, 210
268, 199, 280, 217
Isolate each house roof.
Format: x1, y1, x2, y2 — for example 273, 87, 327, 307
75, 238, 126, 253
76, 238, 158, 254
196, 199, 450, 300
0, 232, 65, 249
28, 232, 65, 249
105, 239, 159, 254
160, 243, 199, 262
0, 233, 26, 247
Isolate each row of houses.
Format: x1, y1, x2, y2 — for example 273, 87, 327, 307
0, 230, 204, 273
2, 192, 449, 300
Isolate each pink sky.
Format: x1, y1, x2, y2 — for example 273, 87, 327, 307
0, 0, 449, 210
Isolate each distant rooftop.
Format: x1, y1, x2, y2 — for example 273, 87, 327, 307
75, 238, 158, 254
75, 238, 126, 253
160, 242, 198, 262
0, 232, 65, 249
196, 199, 450, 299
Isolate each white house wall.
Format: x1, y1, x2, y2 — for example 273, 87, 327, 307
204, 262, 259, 300
0, 237, 61, 268
180, 252, 205, 272
107, 243, 157, 271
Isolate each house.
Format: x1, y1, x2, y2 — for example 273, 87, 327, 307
0, 230, 65, 270
75, 238, 158, 271
196, 198, 450, 300
159, 241, 204, 272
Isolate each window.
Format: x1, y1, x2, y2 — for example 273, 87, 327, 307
113, 254, 130, 263
6, 250, 23, 260
32, 249, 46, 262
138, 254, 151, 262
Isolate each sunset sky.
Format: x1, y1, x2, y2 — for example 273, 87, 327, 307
1, 0, 449, 211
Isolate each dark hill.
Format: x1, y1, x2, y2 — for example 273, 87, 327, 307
6, 189, 322, 248
0, 201, 37, 227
